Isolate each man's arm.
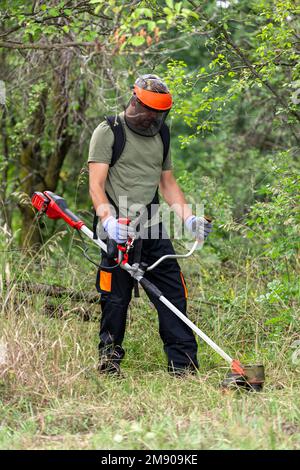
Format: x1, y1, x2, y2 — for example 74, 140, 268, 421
159, 169, 193, 222
89, 162, 136, 242
88, 162, 112, 222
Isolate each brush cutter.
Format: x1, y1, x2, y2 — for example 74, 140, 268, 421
31, 191, 265, 391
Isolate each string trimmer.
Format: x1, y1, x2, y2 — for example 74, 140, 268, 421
31, 190, 265, 391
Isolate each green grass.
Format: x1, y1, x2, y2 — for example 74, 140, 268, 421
0, 238, 299, 449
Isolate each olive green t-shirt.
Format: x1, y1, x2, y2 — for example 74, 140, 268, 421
88, 111, 172, 219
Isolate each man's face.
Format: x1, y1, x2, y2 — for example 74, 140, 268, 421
133, 99, 163, 127
125, 96, 167, 136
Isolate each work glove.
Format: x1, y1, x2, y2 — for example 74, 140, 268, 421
102, 216, 135, 244
185, 215, 212, 241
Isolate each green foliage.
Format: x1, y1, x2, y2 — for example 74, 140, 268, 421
1, 3, 300, 450
246, 151, 300, 262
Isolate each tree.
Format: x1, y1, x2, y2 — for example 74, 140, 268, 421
0, 0, 199, 246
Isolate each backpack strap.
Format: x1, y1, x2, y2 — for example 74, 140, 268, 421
105, 115, 126, 168
159, 122, 170, 165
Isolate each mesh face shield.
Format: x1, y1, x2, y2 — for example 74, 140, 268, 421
124, 79, 173, 137
124, 98, 170, 137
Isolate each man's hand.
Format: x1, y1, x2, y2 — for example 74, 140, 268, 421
185, 215, 212, 241
102, 216, 135, 244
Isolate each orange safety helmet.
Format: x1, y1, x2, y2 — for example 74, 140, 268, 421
125, 74, 172, 136
133, 74, 172, 110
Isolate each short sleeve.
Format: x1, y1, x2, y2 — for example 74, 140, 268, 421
162, 146, 172, 171
88, 121, 114, 164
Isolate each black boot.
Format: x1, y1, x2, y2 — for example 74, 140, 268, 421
98, 345, 125, 376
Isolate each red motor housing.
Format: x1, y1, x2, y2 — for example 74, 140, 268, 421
31, 191, 84, 230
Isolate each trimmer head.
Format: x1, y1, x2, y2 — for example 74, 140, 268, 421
222, 364, 265, 392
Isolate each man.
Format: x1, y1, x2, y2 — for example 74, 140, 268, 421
88, 74, 212, 376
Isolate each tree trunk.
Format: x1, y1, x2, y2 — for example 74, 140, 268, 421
0, 48, 12, 231
19, 87, 48, 247
19, 51, 74, 247
44, 50, 73, 191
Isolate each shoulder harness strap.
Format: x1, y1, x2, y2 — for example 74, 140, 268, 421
105, 115, 126, 168
159, 122, 170, 164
